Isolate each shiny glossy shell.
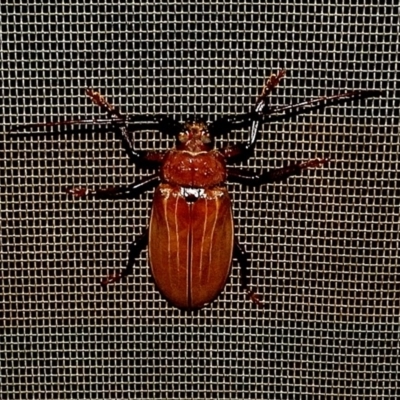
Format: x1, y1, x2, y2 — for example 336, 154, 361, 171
148, 184, 234, 310
161, 149, 227, 188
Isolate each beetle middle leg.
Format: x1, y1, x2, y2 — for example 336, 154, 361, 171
66, 174, 160, 199
234, 240, 263, 307
227, 158, 330, 186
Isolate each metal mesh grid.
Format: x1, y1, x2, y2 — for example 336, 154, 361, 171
1, 1, 398, 399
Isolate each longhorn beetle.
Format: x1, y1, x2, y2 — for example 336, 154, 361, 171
9, 70, 381, 310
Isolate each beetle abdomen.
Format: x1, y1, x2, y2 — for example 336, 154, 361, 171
149, 184, 234, 310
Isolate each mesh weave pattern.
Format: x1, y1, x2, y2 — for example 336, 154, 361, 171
2, 2, 399, 399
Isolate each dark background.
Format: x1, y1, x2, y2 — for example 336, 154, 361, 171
1, 1, 398, 399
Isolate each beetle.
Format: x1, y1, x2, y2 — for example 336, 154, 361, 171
9, 70, 381, 310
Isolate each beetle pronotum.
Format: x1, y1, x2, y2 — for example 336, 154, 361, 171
9, 70, 381, 310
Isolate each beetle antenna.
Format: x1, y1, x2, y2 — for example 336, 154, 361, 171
8, 118, 124, 135
263, 89, 383, 124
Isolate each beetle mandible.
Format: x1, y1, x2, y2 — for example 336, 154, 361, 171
9, 70, 381, 310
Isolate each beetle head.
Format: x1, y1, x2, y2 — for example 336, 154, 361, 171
176, 120, 214, 152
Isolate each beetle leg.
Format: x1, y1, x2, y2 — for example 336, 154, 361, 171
234, 240, 263, 307
86, 89, 161, 167
212, 70, 286, 163
101, 228, 149, 286
86, 89, 123, 120
86, 89, 182, 168
66, 174, 160, 199
119, 114, 184, 168
257, 69, 286, 104
227, 158, 330, 186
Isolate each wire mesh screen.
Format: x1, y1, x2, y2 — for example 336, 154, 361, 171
2, 1, 399, 399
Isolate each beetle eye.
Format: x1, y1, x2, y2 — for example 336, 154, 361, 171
178, 132, 189, 143
201, 132, 211, 144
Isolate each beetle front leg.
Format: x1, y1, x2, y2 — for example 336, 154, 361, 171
228, 158, 330, 186
87, 88, 161, 168
212, 70, 286, 163
86, 89, 181, 168
234, 240, 263, 307
101, 228, 149, 286
257, 69, 286, 103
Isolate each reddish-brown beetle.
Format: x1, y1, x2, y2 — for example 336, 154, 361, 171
9, 71, 381, 309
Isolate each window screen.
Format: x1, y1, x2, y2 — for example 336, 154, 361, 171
2, 2, 398, 399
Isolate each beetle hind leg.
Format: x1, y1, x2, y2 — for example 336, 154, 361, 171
234, 240, 264, 308
101, 228, 149, 287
